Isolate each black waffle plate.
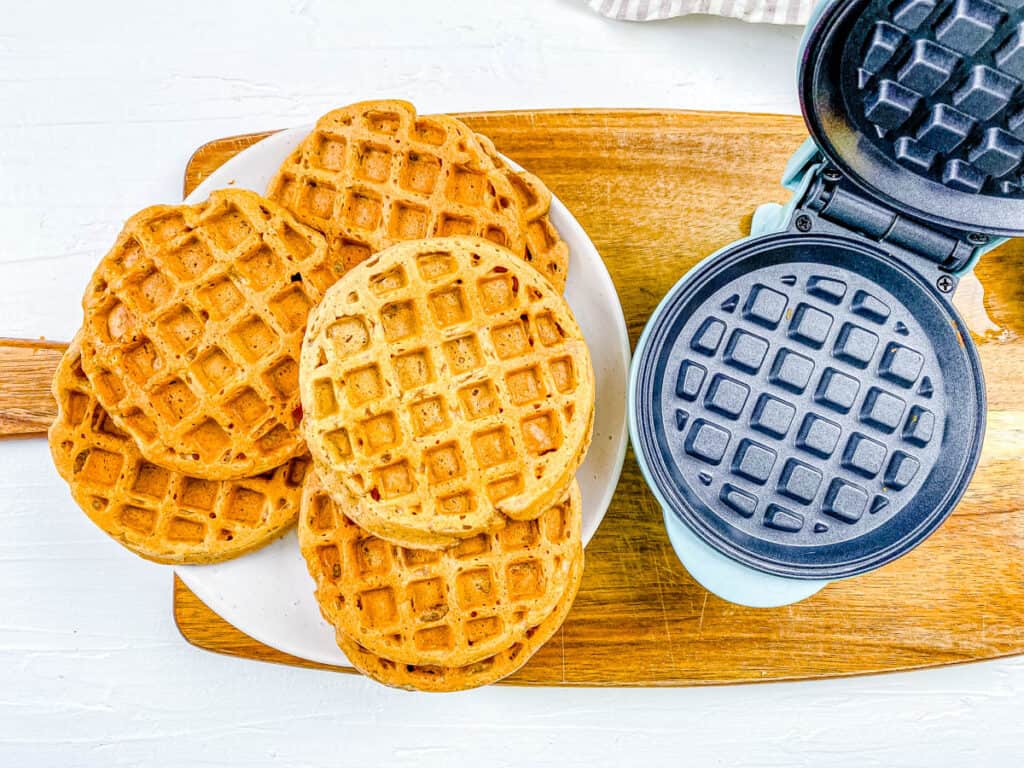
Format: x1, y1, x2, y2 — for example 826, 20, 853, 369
632, 234, 984, 578
801, 0, 1024, 235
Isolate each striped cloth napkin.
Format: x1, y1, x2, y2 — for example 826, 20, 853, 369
586, 0, 813, 25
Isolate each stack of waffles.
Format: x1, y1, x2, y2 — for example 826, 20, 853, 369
49, 100, 595, 691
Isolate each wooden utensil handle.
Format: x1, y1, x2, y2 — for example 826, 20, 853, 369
0, 339, 67, 437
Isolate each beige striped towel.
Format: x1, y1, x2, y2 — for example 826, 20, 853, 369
586, 0, 813, 25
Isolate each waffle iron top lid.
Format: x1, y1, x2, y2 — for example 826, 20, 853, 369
800, 0, 1024, 237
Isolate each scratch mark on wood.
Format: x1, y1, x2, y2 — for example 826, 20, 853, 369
652, 547, 678, 669
560, 626, 566, 684
697, 593, 709, 640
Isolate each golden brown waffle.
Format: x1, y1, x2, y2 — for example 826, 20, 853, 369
336, 547, 583, 692
299, 469, 581, 667
299, 236, 596, 547
473, 132, 569, 293
266, 100, 526, 275
50, 337, 309, 564
80, 189, 334, 480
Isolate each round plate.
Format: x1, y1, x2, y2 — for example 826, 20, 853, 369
175, 126, 629, 666
632, 232, 984, 579
800, 0, 1024, 236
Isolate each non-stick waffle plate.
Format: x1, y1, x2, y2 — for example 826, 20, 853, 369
632, 233, 984, 578
802, 0, 1024, 236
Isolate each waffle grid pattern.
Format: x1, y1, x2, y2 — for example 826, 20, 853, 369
666, 267, 943, 545
335, 544, 584, 692
81, 189, 332, 479
855, 0, 1024, 195
268, 100, 527, 274
300, 238, 594, 547
50, 340, 309, 564
300, 473, 581, 667
474, 133, 570, 292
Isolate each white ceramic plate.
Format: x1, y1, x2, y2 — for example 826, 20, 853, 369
177, 126, 629, 666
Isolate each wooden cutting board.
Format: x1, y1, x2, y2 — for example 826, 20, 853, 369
5, 109, 1024, 686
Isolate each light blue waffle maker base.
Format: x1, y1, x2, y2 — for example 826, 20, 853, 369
631, 140, 997, 609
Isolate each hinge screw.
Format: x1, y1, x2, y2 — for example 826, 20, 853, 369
795, 214, 813, 232
967, 232, 989, 245
936, 274, 955, 293
823, 168, 842, 182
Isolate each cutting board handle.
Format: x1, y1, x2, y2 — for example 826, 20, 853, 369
0, 339, 67, 437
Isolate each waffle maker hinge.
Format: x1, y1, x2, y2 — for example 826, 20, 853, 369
786, 163, 980, 291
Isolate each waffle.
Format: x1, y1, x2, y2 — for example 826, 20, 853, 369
336, 546, 583, 692
50, 337, 309, 564
80, 189, 334, 480
267, 100, 527, 275
299, 236, 596, 547
299, 468, 581, 667
474, 132, 570, 292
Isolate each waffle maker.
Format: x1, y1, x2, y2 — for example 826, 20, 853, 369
629, 0, 1022, 606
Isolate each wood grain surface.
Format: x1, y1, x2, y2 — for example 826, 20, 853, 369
0, 339, 67, 436
6, 109, 1024, 686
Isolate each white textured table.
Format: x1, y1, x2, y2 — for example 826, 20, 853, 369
1, 2, 1019, 765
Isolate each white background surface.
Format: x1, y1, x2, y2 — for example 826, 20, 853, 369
1, 1, 1019, 765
